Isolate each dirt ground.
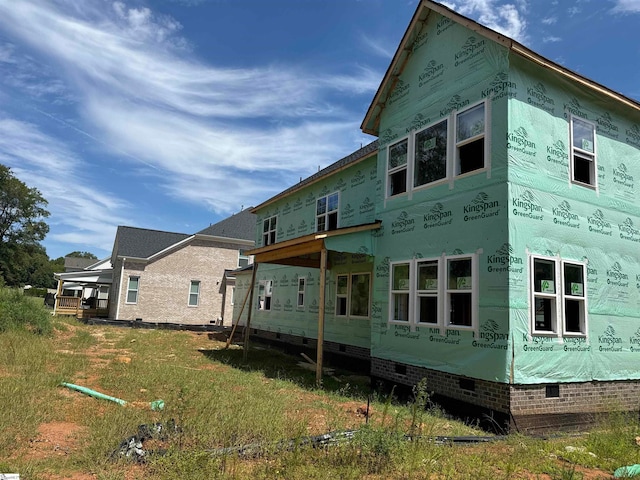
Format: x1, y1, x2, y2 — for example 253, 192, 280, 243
10, 323, 618, 479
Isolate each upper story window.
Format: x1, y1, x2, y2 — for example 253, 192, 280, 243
414, 119, 448, 188
387, 100, 489, 198
262, 215, 277, 246
126, 276, 139, 304
188, 280, 200, 307
316, 192, 339, 232
530, 255, 587, 336
455, 102, 486, 175
570, 117, 597, 188
387, 138, 408, 196
389, 254, 478, 331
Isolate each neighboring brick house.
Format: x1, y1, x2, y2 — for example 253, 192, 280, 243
110, 209, 255, 326
234, 0, 640, 431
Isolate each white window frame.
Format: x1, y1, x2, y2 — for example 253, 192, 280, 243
188, 280, 200, 307
238, 250, 251, 268
258, 280, 272, 311
297, 277, 306, 308
569, 116, 598, 190
316, 191, 340, 232
413, 118, 450, 191
385, 99, 490, 199
126, 276, 139, 304
230, 286, 236, 306
335, 272, 371, 319
262, 215, 277, 246
528, 254, 588, 337
387, 137, 409, 198
388, 254, 478, 332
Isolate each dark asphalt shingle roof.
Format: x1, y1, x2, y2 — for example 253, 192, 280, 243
196, 208, 255, 241
253, 140, 378, 211
112, 226, 190, 260
64, 257, 96, 272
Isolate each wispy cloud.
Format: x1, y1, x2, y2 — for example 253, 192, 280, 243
611, 0, 640, 13
541, 16, 558, 24
441, 0, 528, 43
0, 0, 380, 253
359, 33, 395, 59
543, 35, 562, 43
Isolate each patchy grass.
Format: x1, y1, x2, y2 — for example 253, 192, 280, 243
0, 317, 638, 479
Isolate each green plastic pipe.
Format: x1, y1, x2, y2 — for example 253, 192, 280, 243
61, 382, 164, 411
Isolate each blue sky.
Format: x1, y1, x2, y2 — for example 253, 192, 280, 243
0, 0, 639, 260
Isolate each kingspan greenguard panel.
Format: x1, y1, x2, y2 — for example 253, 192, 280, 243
253, 155, 378, 246
233, 254, 373, 349
507, 54, 640, 384
370, 12, 515, 383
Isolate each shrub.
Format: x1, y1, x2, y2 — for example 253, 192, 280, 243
0, 287, 52, 335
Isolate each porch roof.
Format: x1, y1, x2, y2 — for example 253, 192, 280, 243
246, 221, 381, 268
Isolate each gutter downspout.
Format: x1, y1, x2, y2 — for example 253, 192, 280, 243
115, 257, 126, 321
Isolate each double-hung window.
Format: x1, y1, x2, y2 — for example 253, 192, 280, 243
387, 138, 409, 197
297, 277, 305, 308
386, 100, 488, 199
126, 276, 139, 304
389, 254, 478, 330
188, 280, 200, 307
335, 272, 371, 318
530, 255, 587, 336
317, 192, 339, 232
455, 102, 486, 175
570, 117, 597, 188
263, 216, 277, 246
258, 280, 272, 311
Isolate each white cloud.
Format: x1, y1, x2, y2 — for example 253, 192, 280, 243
611, 0, 640, 13
541, 16, 558, 24
0, 0, 379, 228
543, 36, 562, 43
359, 33, 395, 59
441, 0, 528, 43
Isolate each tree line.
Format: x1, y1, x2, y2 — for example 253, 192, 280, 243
0, 164, 96, 289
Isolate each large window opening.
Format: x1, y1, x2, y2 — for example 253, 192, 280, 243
456, 103, 486, 175
335, 272, 371, 318
317, 192, 339, 232
263, 216, 277, 246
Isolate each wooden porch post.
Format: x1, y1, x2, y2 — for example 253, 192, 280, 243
316, 246, 327, 386
53, 278, 63, 315
242, 263, 258, 363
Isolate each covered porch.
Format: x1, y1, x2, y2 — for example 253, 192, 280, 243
53, 269, 112, 319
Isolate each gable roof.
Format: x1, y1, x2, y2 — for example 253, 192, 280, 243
112, 226, 190, 261
64, 257, 96, 272
252, 140, 378, 212
362, 0, 640, 136
197, 208, 255, 241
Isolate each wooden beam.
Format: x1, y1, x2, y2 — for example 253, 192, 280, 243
242, 263, 258, 363
264, 258, 320, 269
254, 240, 323, 264
316, 246, 327, 386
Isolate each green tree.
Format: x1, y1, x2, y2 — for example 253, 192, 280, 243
66, 251, 98, 259
0, 164, 50, 285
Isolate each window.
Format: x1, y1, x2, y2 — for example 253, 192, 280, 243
297, 277, 306, 308
126, 276, 139, 304
389, 254, 478, 330
530, 255, 587, 336
414, 119, 448, 188
386, 100, 489, 199
262, 216, 277, 246
230, 286, 236, 306
416, 260, 439, 324
317, 192, 339, 232
387, 138, 408, 197
238, 250, 250, 267
335, 272, 371, 318
390, 263, 410, 322
446, 258, 473, 326
455, 103, 486, 175
570, 117, 597, 188
188, 280, 200, 306
258, 280, 272, 311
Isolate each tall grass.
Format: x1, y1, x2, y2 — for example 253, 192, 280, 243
0, 287, 52, 335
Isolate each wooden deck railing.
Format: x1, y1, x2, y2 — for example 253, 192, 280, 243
55, 296, 109, 319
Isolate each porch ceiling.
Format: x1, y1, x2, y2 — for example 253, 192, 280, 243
247, 221, 381, 268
